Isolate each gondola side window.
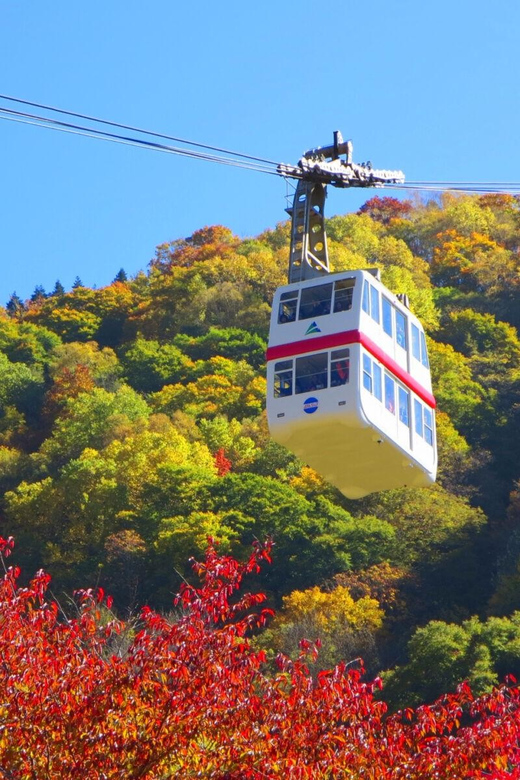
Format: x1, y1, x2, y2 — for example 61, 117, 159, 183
423, 407, 434, 445
411, 323, 421, 361
370, 284, 380, 324
420, 331, 430, 368
331, 349, 350, 386
414, 398, 423, 437
362, 280, 380, 324
362, 280, 370, 315
333, 278, 355, 313
362, 354, 382, 401
278, 291, 298, 324
413, 399, 434, 446
395, 310, 407, 350
411, 324, 429, 367
398, 386, 410, 427
373, 363, 382, 401
363, 354, 373, 393
298, 283, 333, 320
382, 297, 393, 337
274, 360, 293, 397
295, 353, 328, 394
385, 374, 396, 414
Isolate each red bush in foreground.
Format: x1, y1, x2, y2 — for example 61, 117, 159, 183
0, 534, 519, 779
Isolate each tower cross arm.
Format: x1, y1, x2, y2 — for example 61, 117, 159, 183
277, 132, 405, 189
280, 133, 405, 283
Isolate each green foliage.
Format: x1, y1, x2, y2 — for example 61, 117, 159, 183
205, 473, 355, 594
384, 613, 520, 709
438, 309, 520, 369
150, 356, 265, 420
0, 316, 61, 365
173, 327, 266, 369
0, 352, 45, 421
48, 340, 122, 389
38, 385, 150, 467
120, 336, 194, 392
1, 195, 520, 711
25, 281, 138, 346
428, 339, 492, 434
326, 213, 381, 256
198, 416, 258, 470
359, 485, 486, 568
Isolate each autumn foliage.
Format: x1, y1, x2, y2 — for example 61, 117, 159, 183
1, 534, 520, 779
1, 193, 520, 770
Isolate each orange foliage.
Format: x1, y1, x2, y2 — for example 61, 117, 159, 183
1, 535, 520, 778
152, 225, 240, 271
43, 364, 96, 420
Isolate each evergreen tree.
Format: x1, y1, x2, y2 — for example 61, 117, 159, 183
51, 280, 65, 296
5, 292, 25, 318
30, 285, 46, 303
72, 276, 84, 289
113, 268, 128, 283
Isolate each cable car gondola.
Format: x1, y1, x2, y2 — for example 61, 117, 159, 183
267, 134, 437, 498
267, 268, 437, 498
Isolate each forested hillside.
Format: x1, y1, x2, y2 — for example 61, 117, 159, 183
1, 193, 520, 709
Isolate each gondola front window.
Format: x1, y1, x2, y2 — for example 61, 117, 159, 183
298, 283, 333, 320
295, 353, 328, 393
274, 360, 293, 397
278, 291, 298, 324
273, 349, 351, 398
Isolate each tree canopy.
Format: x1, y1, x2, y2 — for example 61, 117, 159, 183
1, 193, 520, 730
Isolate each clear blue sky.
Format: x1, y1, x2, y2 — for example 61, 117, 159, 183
1, 0, 519, 303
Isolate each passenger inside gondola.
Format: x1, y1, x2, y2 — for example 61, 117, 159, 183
299, 284, 332, 319
331, 349, 350, 386
333, 279, 355, 312
295, 353, 328, 394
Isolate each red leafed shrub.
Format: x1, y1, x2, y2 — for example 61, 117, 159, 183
214, 447, 232, 476
358, 195, 413, 224
0, 533, 520, 778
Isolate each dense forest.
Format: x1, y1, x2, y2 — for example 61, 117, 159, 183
1, 193, 520, 711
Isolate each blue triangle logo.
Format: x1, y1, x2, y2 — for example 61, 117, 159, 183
305, 321, 321, 335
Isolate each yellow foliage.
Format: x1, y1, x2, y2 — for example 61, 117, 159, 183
289, 466, 328, 495
156, 511, 240, 559
280, 585, 383, 634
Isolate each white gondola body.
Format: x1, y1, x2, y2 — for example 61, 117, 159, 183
266, 270, 437, 499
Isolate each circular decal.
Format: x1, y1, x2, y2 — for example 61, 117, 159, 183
303, 396, 319, 414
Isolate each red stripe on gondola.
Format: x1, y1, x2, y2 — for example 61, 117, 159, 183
266, 329, 436, 409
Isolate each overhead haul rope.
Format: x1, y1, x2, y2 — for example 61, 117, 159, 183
0, 107, 280, 177
2, 95, 520, 195
387, 182, 520, 195
0, 93, 279, 167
